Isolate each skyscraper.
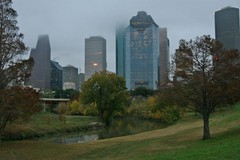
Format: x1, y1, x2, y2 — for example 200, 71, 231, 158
78, 73, 85, 91
27, 35, 51, 89
116, 26, 126, 78
63, 65, 79, 90
50, 61, 63, 90
215, 6, 240, 50
159, 28, 170, 85
125, 11, 159, 90
85, 36, 106, 80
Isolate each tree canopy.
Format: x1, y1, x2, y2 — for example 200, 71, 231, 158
130, 87, 155, 98
80, 71, 129, 126
172, 35, 240, 140
0, 0, 39, 140
0, 0, 33, 89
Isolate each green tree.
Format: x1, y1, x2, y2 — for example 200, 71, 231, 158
69, 100, 80, 115
130, 87, 155, 98
173, 35, 240, 140
154, 87, 184, 124
0, 0, 38, 140
57, 102, 69, 123
80, 71, 129, 126
53, 89, 79, 100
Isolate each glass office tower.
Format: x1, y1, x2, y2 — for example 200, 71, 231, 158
125, 11, 159, 90
215, 6, 240, 50
85, 36, 106, 81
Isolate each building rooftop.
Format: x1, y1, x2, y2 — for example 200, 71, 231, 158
130, 11, 158, 29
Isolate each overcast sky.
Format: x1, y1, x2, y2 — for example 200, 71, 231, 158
12, 0, 240, 73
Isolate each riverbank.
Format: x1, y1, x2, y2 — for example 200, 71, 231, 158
2, 112, 102, 141
2, 112, 165, 142
0, 103, 239, 160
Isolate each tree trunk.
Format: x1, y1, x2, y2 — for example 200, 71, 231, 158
99, 109, 104, 122
202, 113, 210, 140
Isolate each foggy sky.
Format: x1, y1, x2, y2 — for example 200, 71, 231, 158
12, 0, 240, 73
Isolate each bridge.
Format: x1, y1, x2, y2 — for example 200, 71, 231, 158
40, 98, 70, 102
40, 98, 71, 111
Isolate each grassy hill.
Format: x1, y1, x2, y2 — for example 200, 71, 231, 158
0, 103, 239, 160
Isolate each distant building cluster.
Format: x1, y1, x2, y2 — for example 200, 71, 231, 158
26, 7, 240, 91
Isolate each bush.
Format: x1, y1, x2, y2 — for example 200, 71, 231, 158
84, 105, 98, 117
127, 96, 182, 124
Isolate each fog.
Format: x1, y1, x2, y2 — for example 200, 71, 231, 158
13, 0, 240, 72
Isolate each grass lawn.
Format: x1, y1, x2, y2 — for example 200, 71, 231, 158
0, 104, 240, 160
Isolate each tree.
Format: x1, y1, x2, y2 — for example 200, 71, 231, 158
69, 100, 81, 115
80, 71, 129, 126
172, 35, 240, 140
0, 0, 38, 140
0, 86, 40, 140
0, 0, 33, 89
130, 87, 155, 98
53, 89, 80, 100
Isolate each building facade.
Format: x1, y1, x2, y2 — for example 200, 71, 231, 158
27, 35, 51, 90
50, 61, 63, 90
215, 6, 240, 50
78, 73, 85, 91
116, 26, 126, 78
63, 65, 79, 90
125, 11, 159, 90
85, 36, 106, 80
159, 28, 170, 86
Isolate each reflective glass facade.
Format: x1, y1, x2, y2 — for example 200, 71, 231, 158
125, 11, 159, 90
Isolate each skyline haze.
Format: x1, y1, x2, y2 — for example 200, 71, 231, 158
13, 0, 240, 72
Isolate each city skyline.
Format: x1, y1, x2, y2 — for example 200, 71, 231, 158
13, 0, 240, 72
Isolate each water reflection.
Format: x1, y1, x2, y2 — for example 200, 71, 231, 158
55, 134, 99, 144
54, 118, 165, 144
